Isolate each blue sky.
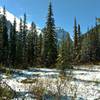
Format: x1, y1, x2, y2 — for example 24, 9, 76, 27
0, 0, 99, 37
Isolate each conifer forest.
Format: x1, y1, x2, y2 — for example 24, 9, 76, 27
0, 1, 100, 100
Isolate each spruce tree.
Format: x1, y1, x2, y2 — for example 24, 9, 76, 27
78, 24, 81, 49
27, 22, 37, 66
22, 13, 27, 67
0, 15, 4, 64
43, 2, 57, 67
37, 33, 43, 65
16, 18, 23, 66
77, 24, 81, 62
57, 32, 73, 75
57, 33, 65, 71
81, 27, 94, 63
2, 6, 8, 66
74, 17, 78, 50
10, 18, 17, 66
95, 19, 100, 61
33, 23, 38, 65
73, 17, 78, 63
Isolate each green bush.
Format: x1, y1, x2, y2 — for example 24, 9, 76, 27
0, 85, 15, 100
21, 78, 38, 84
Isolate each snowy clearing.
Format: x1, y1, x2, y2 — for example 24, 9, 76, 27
0, 65, 100, 100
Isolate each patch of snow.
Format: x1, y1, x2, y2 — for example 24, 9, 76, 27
1, 67, 100, 99
2, 79, 33, 92
0, 7, 42, 34
0, 7, 20, 31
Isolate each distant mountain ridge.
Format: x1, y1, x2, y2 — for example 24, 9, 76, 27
0, 7, 69, 40
82, 24, 100, 38
0, 7, 21, 31
55, 27, 68, 39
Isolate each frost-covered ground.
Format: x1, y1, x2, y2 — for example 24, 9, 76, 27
1, 65, 100, 100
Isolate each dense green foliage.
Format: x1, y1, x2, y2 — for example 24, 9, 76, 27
0, 3, 100, 69
10, 18, 16, 66
43, 2, 57, 67
0, 84, 15, 99
1, 6, 8, 66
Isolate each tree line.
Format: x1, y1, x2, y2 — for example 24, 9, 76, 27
0, 3, 100, 69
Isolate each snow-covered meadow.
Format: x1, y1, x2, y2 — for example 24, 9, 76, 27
1, 65, 100, 100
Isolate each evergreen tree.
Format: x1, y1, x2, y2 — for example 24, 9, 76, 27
33, 23, 38, 65
95, 19, 100, 61
89, 23, 100, 62
22, 13, 27, 67
73, 17, 78, 63
37, 33, 43, 65
43, 2, 57, 67
16, 18, 23, 66
80, 21, 100, 63
77, 24, 81, 62
77, 24, 81, 49
66, 33, 73, 62
81, 33, 88, 63
10, 18, 17, 66
91, 28, 97, 62
74, 17, 78, 50
86, 32, 91, 63
27, 22, 37, 66
57, 32, 72, 74
57, 33, 65, 71
81, 26, 96, 63
0, 15, 4, 64
2, 6, 8, 66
